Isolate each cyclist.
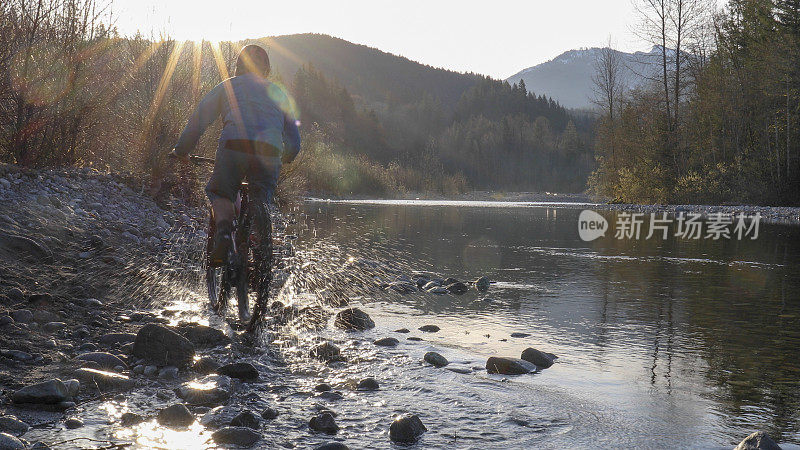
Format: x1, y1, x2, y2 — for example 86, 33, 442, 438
169, 44, 300, 265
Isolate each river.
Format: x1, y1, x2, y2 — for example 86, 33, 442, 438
291, 199, 800, 448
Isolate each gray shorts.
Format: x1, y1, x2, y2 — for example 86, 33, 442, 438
205, 146, 281, 205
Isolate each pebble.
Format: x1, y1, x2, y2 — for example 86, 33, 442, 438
10, 310, 33, 323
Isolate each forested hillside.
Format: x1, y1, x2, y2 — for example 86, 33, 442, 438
589, 0, 800, 205
0, 4, 595, 198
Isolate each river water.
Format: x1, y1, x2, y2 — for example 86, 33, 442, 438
292, 199, 800, 449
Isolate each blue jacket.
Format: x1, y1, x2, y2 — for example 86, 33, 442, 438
174, 73, 301, 163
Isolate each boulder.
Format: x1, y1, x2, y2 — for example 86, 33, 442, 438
200, 406, 240, 429
217, 362, 258, 381
132, 324, 194, 367
75, 352, 128, 370
734, 431, 782, 450
334, 308, 375, 331
64, 418, 83, 429
520, 347, 555, 369
120, 412, 145, 426
389, 414, 427, 443
261, 407, 279, 420
211, 426, 260, 447
309, 412, 339, 434
418, 325, 440, 333
174, 323, 230, 348
12, 379, 69, 404
424, 352, 449, 368
446, 282, 469, 295
156, 404, 194, 427
485, 357, 537, 375
73, 368, 135, 391
373, 337, 399, 347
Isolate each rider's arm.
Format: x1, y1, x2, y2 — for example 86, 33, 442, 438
173, 83, 224, 156
281, 111, 301, 164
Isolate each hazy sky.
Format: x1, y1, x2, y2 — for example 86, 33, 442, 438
110, 0, 646, 79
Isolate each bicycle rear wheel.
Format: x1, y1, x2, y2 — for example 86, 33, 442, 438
246, 201, 273, 333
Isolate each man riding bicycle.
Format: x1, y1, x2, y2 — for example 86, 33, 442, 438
169, 44, 300, 267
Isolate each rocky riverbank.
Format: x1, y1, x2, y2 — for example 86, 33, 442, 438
0, 164, 786, 449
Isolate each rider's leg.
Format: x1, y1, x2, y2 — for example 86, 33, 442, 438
206, 148, 247, 264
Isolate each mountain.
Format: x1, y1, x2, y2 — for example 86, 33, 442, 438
260, 33, 481, 109
506, 47, 663, 110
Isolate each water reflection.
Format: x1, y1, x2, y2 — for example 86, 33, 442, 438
301, 200, 800, 446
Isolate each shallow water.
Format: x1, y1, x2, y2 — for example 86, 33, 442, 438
295, 199, 800, 448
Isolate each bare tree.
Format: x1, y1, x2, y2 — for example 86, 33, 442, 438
592, 38, 626, 169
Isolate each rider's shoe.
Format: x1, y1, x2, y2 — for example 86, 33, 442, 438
209, 223, 233, 266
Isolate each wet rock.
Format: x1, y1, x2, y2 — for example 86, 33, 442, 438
357, 378, 380, 391
120, 412, 145, 426
64, 417, 83, 429
261, 407, 279, 420
394, 328, 410, 333
75, 352, 128, 370
428, 286, 448, 295
33, 310, 59, 323
309, 412, 339, 434
12, 379, 69, 404
230, 410, 260, 429
1, 350, 32, 361
510, 332, 531, 338
64, 379, 80, 397
158, 366, 179, 379
418, 325, 440, 333
317, 391, 344, 401
0, 316, 13, 327
10, 310, 33, 323
422, 281, 441, 290
388, 282, 417, 294
200, 406, 240, 429
177, 375, 232, 405
157, 404, 194, 427
0, 416, 29, 435
334, 308, 375, 331
42, 321, 66, 333
474, 276, 490, 292
174, 323, 230, 348
310, 342, 341, 362
28, 442, 51, 450
520, 347, 555, 369
212, 426, 260, 447
132, 324, 195, 367
315, 383, 332, 392
407, 337, 423, 342
734, 431, 782, 450
217, 362, 258, 381
143, 365, 158, 377
0, 432, 25, 450
78, 343, 98, 352
424, 352, 449, 368
74, 368, 135, 391
98, 333, 136, 347
315, 443, 349, 450
446, 366, 472, 374
374, 337, 399, 347
193, 357, 221, 375
389, 414, 427, 443
485, 357, 538, 375
446, 282, 469, 295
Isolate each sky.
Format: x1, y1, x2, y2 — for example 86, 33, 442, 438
109, 0, 647, 79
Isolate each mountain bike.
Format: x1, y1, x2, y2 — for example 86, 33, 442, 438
190, 155, 273, 333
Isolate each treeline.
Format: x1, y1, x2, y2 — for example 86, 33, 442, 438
591, 0, 800, 205
0, 0, 594, 199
